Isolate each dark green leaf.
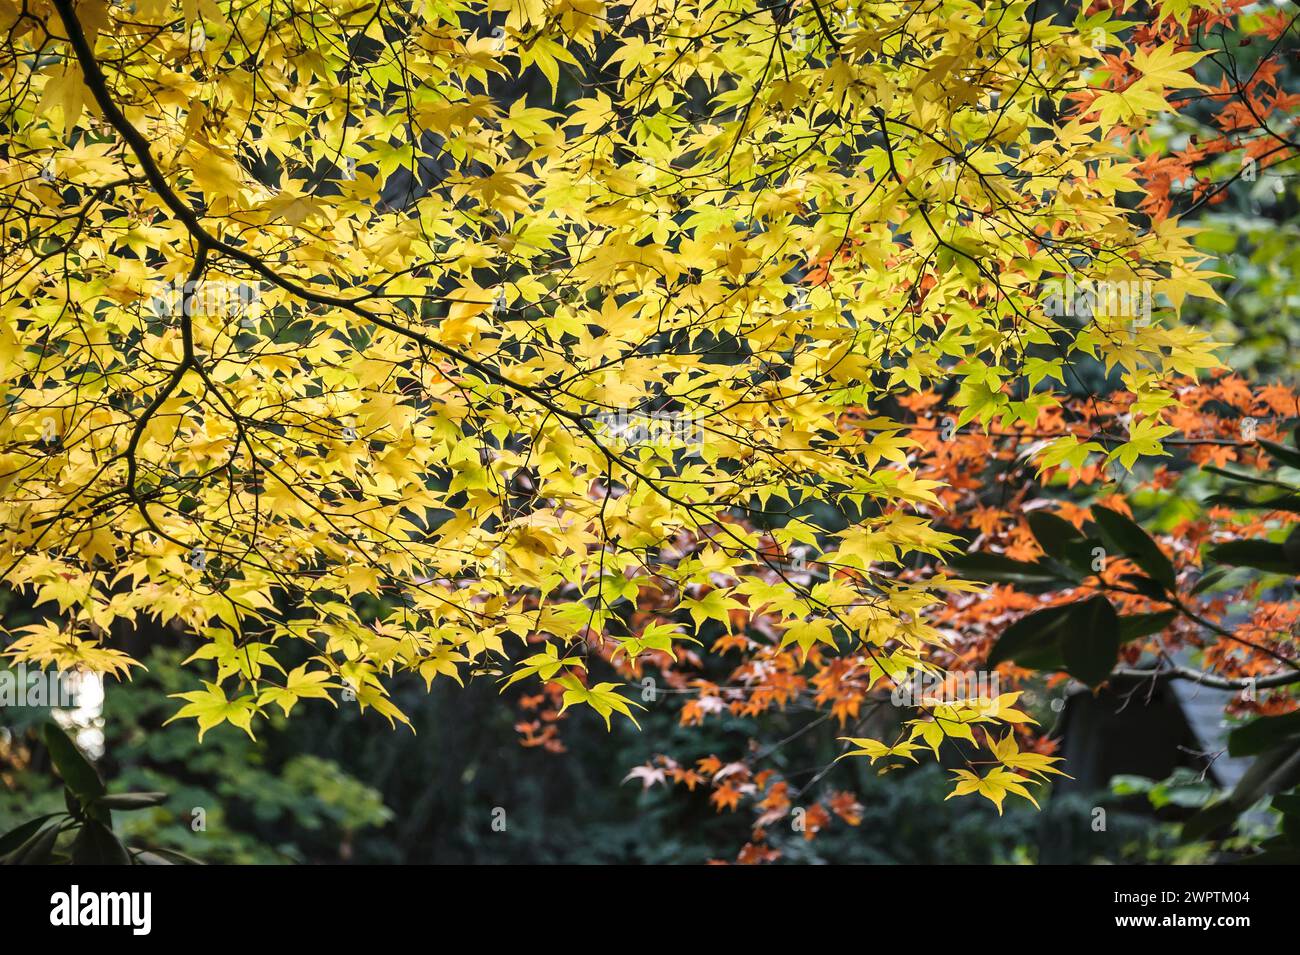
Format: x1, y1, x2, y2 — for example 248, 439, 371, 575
1059, 536, 1106, 576
1090, 506, 1175, 591
1203, 465, 1296, 489
1229, 710, 1300, 758
1025, 511, 1082, 561
946, 552, 1067, 588
1209, 540, 1295, 576
0, 813, 62, 856
2, 819, 62, 865
1280, 795, 1300, 847
1284, 525, 1300, 569
43, 723, 104, 801
70, 820, 131, 865
1061, 594, 1120, 687
1272, 791, 1300, 815
987, 603, 1073, 669
95, 792, 168, 811
1228, 739, 1300, 810
1120, 573, 1169, 600
1273, 790, 1300, 840
1259, 439, 1300, 470
1118, 610, 1177, 643
1205, 493, 1300, 513
1190, 568, 1229, 594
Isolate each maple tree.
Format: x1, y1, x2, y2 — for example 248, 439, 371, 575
0, 0, 1258, 829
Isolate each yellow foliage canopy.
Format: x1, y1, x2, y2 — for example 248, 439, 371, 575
0, 0, 1219, 808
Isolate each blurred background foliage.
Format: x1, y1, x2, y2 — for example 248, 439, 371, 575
3, 638, 1196, 863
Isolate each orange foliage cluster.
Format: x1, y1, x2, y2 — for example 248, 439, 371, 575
1078, 0, 1300, 220
510, 371, 1298, 861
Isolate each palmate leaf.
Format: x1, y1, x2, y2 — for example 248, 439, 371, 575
945, 768, 1042, 815
989, 734, 1070, 780
555, 675, 645, 730
163, 682, 260, 742
501, 643, 585, 689
255, 664, 340, 717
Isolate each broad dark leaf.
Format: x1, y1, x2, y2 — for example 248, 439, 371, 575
946, 552, 1067, 588
987, 603, 1073, 669
1190, 568, 1229, 595
95, 792, 169, 811
1204, 464, 1296, 489
70, 820, 131, 866
1196, 493, 1300, 514
1025, 511, 1082, 561
1229, 710, 1300, 758
1117, 610, 1177, 643
1228, 740, 1300, 813
1259, 439, 1300, 470
1209, 540, 1295, 576
43, 723, 104, 801
1205, 492, 1300, 513
1060, 595, 1120, 687
1, 819, 62, 865
0, 813, 62, 857
1284, 525, 1300, 568
1119, 573, 1169, 601
1090, 506, 1175, 591
1059, 536, 1105, 576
